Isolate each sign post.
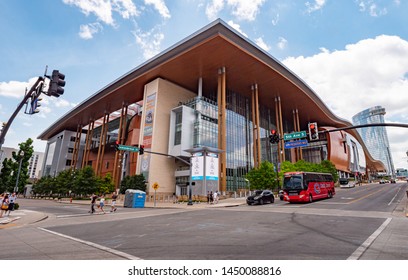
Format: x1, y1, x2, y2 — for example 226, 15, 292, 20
283, 131, 307, 141
118, 144, 140, 152
152, 182, 159, 207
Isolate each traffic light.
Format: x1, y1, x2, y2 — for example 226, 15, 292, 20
114, 140, 119, 151
269, 129, 279, 144
29, 82, 43, 114
47, 70, 65, 97
29, 96, 42, 114
139, 145, 144, 155
308, 122, 319, 140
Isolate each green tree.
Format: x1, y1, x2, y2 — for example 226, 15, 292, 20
73, 166, 98, 195
13, 139, 34, 193
245, 161, 278, 191
98, 173, 115, 194
0, 138, 34, 193
277, 159, 339, 185
54, 169, 76, 197
0, 158, 14, 193
119, 174, 147, 194
32, 175, 55, 196
320, 160, 339, 182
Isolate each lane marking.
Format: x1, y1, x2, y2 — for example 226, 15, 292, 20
347, 188, 384, 204
38, 227, 142, 260
347, 217, 392, 260
388, 186, 402, 206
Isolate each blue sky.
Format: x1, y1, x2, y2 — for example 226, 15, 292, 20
1, 0, 408, 168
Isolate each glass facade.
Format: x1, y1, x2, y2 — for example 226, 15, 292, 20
352, 106, 395, 175
184, 91, 281, 191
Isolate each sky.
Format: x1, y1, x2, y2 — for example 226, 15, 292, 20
1, 0, 408, 169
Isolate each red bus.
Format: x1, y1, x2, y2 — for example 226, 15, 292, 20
282, 172, 335, 203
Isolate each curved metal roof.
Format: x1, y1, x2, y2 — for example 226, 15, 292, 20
37, 19, 382, 171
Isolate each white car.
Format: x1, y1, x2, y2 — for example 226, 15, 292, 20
339, 178, 355, 188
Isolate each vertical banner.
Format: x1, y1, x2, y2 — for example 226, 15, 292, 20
205, 152, 219, 181
141, 92, 156, 181
191, 152, 204, 180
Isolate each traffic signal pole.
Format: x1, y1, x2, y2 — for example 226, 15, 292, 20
0, 77, 43, 150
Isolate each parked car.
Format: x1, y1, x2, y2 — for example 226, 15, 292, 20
379, 180, 386, 184
339, 178, 355, 188
246, 190, 275, 205
390, 178, 396, 183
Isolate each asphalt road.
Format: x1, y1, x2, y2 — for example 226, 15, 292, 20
1, 182, 407, 260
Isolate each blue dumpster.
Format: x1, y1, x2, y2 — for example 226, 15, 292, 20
124, 189, 146, 208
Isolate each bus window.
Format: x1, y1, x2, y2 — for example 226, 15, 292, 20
283, 175, 303, 190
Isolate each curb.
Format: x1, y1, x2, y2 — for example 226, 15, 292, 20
0, 216, 21, 225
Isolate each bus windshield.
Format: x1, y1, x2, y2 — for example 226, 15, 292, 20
283, 175, 303, 190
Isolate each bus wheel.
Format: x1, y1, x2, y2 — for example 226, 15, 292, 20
309, 195, 313, 203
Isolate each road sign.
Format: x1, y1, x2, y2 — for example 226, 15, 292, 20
283, 131, 307, 141
152, 182, 159, 190
118, 144, 139, 152
284, 139, 308, 149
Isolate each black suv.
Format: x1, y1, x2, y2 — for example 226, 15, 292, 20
246, 190, 275, 205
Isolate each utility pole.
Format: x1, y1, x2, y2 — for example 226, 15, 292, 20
0, 69, 66, 150
0, 77, 43, 150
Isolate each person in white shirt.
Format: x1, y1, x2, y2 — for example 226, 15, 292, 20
213, 191, 218, 204
6, 192, 17, 216
99, 194, 106, 214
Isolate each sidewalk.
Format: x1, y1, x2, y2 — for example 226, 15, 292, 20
0, 209, 48, 227
0, 197, 246, 226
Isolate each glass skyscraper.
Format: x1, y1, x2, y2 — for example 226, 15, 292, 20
352, 106, 395, 175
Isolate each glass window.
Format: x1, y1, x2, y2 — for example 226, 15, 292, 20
174, 111, 182, 145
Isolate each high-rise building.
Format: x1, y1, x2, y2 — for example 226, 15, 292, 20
0, 147, 44, 179
352, 106, 395, 176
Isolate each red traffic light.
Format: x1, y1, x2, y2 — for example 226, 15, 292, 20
308, 122, 319, 140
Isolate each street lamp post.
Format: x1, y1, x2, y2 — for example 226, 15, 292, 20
14, 151, 25, 193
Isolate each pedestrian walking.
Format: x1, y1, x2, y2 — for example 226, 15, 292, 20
209, 191, 214, 204
172, 192, 178, 204
213, 191, 219, 204
0, 193, 9, 218
6, 192, 17, 216
207, 191, 211, 204
89, 193, 98, 214
110, 192, 118, 212
99, 194, 106, 214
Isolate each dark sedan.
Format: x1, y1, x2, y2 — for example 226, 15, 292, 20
246, 190, 275, 205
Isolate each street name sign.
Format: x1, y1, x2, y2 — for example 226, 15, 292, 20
118, 144, 139, 152
284, 139, 309, 149
283, 131, 307, 141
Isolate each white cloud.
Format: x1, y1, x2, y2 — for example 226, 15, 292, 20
79, 22, 103, 39
227, 0, 266, 21
283, 35, 408, 168
277, 37, 288, 50
226, 20, 248, 37
271, 13, 280, 26
132, 28, 165, 59
305, 0, 326, 14
356, 0, 388, 17
283, 35, 408, 122
206, 0, 224, 20
205, 0, 266, 21
0, 77, 39, 98
63, 0, 139, 25
144, 0, 171, 19
255, 37, 270, 52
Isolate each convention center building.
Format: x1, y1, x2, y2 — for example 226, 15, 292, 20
38, 19, 385, 196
